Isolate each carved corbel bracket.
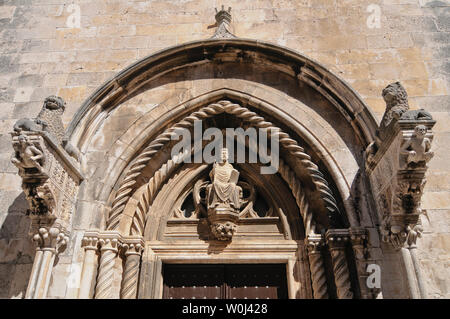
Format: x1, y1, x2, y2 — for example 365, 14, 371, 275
11, 118, 83, 239
365, 83, 435, 250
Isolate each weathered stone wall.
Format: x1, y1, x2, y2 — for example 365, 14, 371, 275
0, 0, 448, 298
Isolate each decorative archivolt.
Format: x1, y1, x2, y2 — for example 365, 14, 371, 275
110, 100, 341, 237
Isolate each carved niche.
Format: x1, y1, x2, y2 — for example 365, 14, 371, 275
168, 149, 280, 241
11, 96, 83, 238
365, 82, 435, 249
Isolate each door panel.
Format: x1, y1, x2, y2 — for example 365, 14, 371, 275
163, 264, 224, 299
225, 264, 287, 299
163, 264, 288, 299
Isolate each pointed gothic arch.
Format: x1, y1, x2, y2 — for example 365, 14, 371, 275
67, 39, 381, 299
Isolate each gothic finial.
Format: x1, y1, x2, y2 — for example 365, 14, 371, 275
212, 6, 236, 39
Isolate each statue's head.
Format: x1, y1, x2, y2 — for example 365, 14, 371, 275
18, 135, 28, 146
414, 125, 427, 137
44, 96, 66, 111
220, 148, 229, 163
382, 82, 408, 106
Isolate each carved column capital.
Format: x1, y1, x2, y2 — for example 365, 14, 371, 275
306, 233, 325, 254
349, 227, 367, 244
305, 233, 328, 299
121, 236, 145, 256
97, 231, 122, 253
82, 231, 100, 251
32, 226, 69, 254
325, 229, 350, 249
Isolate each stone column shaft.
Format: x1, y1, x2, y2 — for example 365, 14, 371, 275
78, 235, 99, 299
25, 249, 43, 299
25, 227, 68, 299
306, 234, 328, 299
94, 234, 121, 299
326, 230, 353, 299
120, 239, 144, 299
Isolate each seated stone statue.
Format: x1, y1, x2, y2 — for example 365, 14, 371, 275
401, 125, 433, 167
207, 148, 242, 210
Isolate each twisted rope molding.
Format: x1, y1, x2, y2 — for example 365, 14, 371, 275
107, 100, 340, 231
278, 159, 316, 236
130, 150, 189, 236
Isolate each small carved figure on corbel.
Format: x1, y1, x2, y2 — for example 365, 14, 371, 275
405, 224, 423, 248
11, 135, 45, 174
400, 125, 434, 169
381, 221, 408, 250
13, 118, 47, 134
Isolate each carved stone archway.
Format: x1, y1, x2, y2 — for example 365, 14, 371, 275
10, 16, 435, 298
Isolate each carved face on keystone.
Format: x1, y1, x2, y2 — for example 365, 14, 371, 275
44, 96, 66, 111
414, 125, 427, 137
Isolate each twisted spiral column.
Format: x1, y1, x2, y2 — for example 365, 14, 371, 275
120, 237, 144, 299
94, 234, 120, 299
326, 229, 353, 299
107, 100, 339, 232
306, 234, 329, 299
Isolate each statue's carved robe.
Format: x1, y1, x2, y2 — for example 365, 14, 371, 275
207, 162, 241, 210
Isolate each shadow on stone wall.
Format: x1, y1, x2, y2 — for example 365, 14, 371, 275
0, 192, 34, 299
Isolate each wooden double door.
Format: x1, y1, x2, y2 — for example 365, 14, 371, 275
162, 264, 288, 299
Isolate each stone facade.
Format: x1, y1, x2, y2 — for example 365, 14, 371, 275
0, 0, 448, 299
